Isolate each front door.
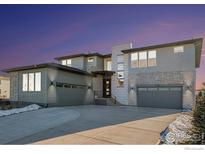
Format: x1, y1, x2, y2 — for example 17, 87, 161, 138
103, 78, 111, 98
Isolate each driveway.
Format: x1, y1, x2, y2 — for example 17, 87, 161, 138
0, 105, 180, 144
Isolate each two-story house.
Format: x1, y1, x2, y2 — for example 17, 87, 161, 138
3, 38, 203, 109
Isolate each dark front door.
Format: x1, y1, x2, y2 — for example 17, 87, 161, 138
103, 78, 111, 98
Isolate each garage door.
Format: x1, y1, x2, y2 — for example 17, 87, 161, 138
137, 86, 182, 109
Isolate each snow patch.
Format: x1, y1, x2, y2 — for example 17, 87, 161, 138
0, 104, 41, 117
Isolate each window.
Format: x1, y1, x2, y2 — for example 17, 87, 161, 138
131, 52, 138, 68
88, 57, 94, 63
22, 72, 41, 92
148, 50, 157, 67
117, 72, 124, 79
117, 54, 124, 87
174, 46, 184, 53
139, 51, 147, 68
106, 61, 112, 71
23, 74, 28, 91
62, 60, 67, 66
35, 72, 41, 91
62, 59, 72, 66
67, 59, 72, 66
117, 63, 124, 70
117, 55, 124, 63
28, 73, 34, 91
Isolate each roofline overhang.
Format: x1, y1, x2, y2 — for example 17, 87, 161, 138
2, 63, 93, 76
55, 53, 111, 61
122, 38, 203, 68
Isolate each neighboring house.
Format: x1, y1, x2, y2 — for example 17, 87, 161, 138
3, 38, 203, 109
0, 76, 10, 99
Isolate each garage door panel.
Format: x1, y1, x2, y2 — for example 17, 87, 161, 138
137, 86, 182, 109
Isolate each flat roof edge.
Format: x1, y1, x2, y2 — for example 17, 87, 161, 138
2, 63, 93, 76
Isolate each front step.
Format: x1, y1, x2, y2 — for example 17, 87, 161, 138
94, 97, 121, 106
94, 98, 107, 105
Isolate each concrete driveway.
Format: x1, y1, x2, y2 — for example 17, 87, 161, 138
0, 105, 180, 144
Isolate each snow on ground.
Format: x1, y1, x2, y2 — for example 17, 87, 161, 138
0, 104, 41, 117
160, 112, 193, 144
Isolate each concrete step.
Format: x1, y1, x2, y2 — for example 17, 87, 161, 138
94, 98, 122, 106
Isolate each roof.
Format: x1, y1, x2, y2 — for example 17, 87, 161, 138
122, 38, 203, 68
55, 52, 111, 60
2, 63, 92, 76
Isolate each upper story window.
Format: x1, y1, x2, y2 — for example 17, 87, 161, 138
88, 57, 94, 63
131, 50, 157, 68
174, 46, 184, 53
106, 60, 112, 71
23, 72, 41, 92
139, 51, 147, 68
62, 59, 72, 67
148, 50, 157, 67
131, 52, 138, 68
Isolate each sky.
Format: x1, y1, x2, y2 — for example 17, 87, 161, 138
0, 4, 204, 89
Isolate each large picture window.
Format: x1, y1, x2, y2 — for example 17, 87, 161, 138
22, 72, 41, 92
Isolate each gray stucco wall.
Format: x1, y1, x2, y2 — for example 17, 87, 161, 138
47, 68, 94, 106
10, 68, 48, 104
61, 56, 86, 71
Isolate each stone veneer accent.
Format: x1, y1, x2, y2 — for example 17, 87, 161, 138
111, 43, 132, 105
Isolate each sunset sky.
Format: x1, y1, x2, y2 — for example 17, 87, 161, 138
0, 5, 204, 89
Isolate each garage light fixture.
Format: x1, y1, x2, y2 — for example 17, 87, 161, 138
50, 81, 54, 86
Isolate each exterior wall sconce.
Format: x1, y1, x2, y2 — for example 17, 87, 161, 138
185, 85, 192, 91
88, 86, 91, 89
50, 81, 54, 86
129, 87, 134, 91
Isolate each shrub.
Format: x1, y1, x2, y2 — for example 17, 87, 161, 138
186, 83, 205, 144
